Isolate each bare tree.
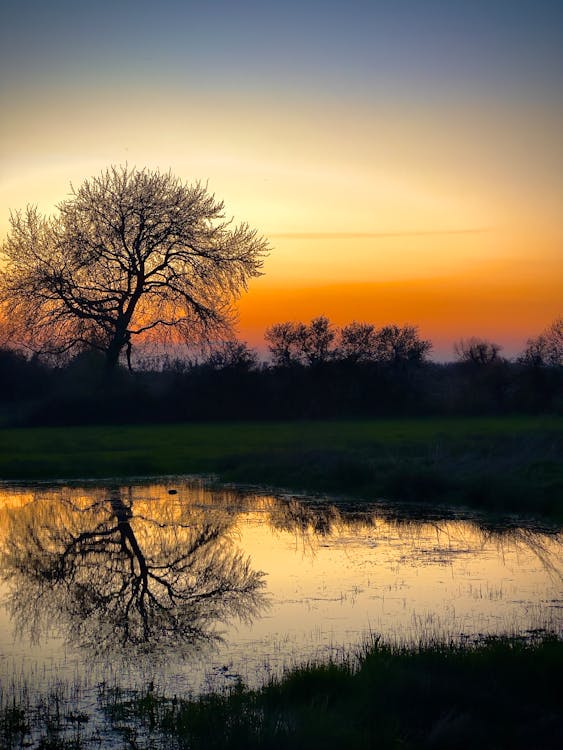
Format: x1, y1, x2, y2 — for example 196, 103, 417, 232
266, 318, 430, 368
265, 316, 337, 367
265, 320, 308, 366
373, 324, 432, 364
454, 337, 503, 365
518, 318, 563, 367
302, 315, 337, 365
0, 166, 269, 370
204, 339, 259, 371
337, 321, 379, 363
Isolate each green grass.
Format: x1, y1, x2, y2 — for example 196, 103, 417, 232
0, 416, 561, 518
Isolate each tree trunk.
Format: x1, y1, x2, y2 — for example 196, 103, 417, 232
105, 328, 129, 371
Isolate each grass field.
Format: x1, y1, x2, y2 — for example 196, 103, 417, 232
0, 416, 561, 518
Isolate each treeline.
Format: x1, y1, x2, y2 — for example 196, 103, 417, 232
0, 317, 561, 426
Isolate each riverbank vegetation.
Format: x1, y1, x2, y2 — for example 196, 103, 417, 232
2, 635, 561, 749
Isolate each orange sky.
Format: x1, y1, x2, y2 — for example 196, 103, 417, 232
1, 3, 562, 359
236, 221, 561, 357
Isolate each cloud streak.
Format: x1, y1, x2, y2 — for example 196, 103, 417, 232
268, 229, 492, 240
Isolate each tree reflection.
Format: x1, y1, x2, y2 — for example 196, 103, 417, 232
0, 489, 267, 660
1, 482, 560, 665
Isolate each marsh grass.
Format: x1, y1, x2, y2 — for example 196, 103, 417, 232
2, 635, 561, 749
0, 681, 97, 749
103, 635, 563, 750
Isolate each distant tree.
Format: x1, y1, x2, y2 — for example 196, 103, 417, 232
518, 318, 563, 367
204, 339, 259, 372
265, 317, 337, 367
0, 166, 268, 371
267, 319, 430, 368
265, 321, 308, 366
337, 321, 379, 363
302, 316, 337, 366
374, 324, 432, 364
454, 337, 503, 365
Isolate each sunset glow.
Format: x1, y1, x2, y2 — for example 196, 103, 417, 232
1, 1, 561, 358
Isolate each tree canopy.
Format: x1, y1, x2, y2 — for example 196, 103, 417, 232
265, 317, 432, 367
519, 318, 563, 367
0, 166, 269, 370
454, 337, 503, 366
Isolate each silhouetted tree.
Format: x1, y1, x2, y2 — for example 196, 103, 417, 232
0, 166, 268, 371
265, 321, 308, 366
373, 324, 432, 364
204, 339, 259, 372
518, 318, 563, 367
266, 316, 337, 367
302, 316, 337, 365
452, 337, 512, 413
337, 321, 379, 363
454, 337, 503, 365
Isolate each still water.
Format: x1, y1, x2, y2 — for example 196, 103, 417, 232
0, 478, 561, 700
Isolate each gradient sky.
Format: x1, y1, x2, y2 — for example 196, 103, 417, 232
1, 0, 562, 357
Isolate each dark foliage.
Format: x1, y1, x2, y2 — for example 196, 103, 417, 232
0, 315, 561, 426
101, 636, 563, 750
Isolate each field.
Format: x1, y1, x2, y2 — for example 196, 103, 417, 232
0, 416, 561, 519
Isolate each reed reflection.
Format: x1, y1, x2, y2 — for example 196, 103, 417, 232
265, 496, 562, 575
0, 489, 267, 660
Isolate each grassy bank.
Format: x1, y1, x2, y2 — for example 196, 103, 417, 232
111, 636, 563, 750
0, 416, 561, 519
2, 636, 562, 749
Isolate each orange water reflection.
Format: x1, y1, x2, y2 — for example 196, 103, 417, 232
0, 480, 561, 693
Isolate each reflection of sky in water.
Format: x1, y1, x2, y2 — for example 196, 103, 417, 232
0, 479, 561, 698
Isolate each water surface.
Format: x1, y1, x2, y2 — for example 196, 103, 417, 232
0, 478, 561, 700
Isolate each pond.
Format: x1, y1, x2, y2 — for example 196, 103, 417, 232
0, 477, 561, 705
